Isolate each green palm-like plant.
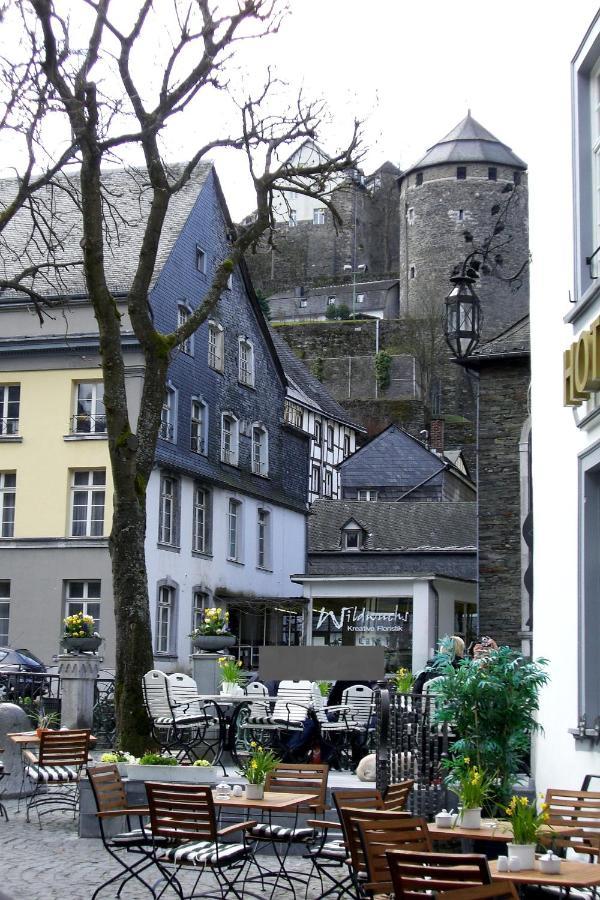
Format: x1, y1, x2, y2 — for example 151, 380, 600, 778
434, 647, 548, 809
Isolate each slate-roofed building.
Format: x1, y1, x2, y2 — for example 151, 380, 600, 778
270, 328, 365, 503
0, 163, 312, 671
268, 279, 400, 323
339, 423, 475, 502
292, 500, 477, 671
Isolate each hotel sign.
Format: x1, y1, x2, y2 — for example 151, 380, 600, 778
315, 605, 410, 633
564, 313, 600, 406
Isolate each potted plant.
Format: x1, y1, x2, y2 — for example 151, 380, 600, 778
62, 612, 103, 653
124, 752, 219, 783
317, 681, 331, 698
505, 795, 549, 870
218, 656, 244, 696
444, 756, 492, 829
393, 667, 414, 694
35, 709, 60, 737
100, 750, 138, 777
238, 742, 279, 800
189, 607, 236, 652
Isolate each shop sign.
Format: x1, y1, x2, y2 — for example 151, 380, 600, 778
564, 313, 600, 406
315, 605, 410, 633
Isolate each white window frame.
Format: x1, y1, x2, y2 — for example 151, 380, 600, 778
178, 304, 193, 356
327, 296, 336, 306
72, 381, 106, 435
313, 208, 325, 225
342, 527, 363, 550
191, 398, 208, 455
0, 472, 16, 538
192, 589, 210, 641
314, 419, 322, 444
284, 400, 304, 429
238, 337, 255, 387
257, 507, 271, 569
158, 474, 180, 547
326, 424, 334, 452
343, 434, 351, 457
407, 207, 415, 225
70, 470, 105, 537
591, 58, 600, 279
0, 384, 20, 437
356, 293, 365, 304
196, 244, 207, 274
252, 425, 269, 477
208, 320, 224, 372
227, 498, 243, 562
300, 299, 307, 308
193, 483, 212, 554
156, 583, 176, 654
311, 465, 321, 496
0, 581, 9, 645
221, 413, 239, 466
358, 489, 378, 501
65, 580, 101, 634
324, 469, 333, 497
160, 385, 176, 442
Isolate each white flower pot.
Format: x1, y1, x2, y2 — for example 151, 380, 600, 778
220, 682, 244, 697
459, 807, 482, 829
125, 764, 217, 783
245, 783, 265, 800
509, 843, 536, 870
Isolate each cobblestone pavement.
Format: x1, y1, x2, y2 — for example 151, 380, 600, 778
0, 799, 331, 900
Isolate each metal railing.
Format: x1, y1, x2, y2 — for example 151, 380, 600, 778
93, 677, 116, 748
0, 672, 62, 724
70, 414, 107, 434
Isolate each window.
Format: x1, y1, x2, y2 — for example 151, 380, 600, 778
327, 296, 336, 306
0, 473, 15, 538
284, 400, 304, 429
358, 489, 378, 501
208, 321, 224, 372
192, 484, 212, 554
190, 398, 208, 455
513, 171, 522, 186
457, 209, 464, 222
156, 584, 175, 654
0, 384, 20, 436
326, 424, 334, 451
257, 508, 271, 569
160, 386, 176, 441
342, 523, 363, 550
311, 465, 321, 495
343, 434, 351, 457
196, 245, 207, 273
314, 419, 322, 444
356, 293, 365, 304
488, 167, 497, 181
192, 589, 210, 638
300, 299, 307, 308
0, 581, 8, 644
221, 413, 239, 466
65, 581, 101, 634
70, 470, 105, 537
288, 210, 297, 226
415, 172, 423, 186
238, 337, 255, 387
227, 498, 242, 561
313, 208, 325, 225
72, 382, 106, 434
410, 265, 416, 279
407, 207, 415, 225
324, 469, 333, 497
456, 166, 467, 180
252, 425, 269, 476
158, 474, 180, 546
227, 272, 233, 290
578, 442, 600, 725
178, 305, 193, 355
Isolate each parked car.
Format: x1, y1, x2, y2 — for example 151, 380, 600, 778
0, 646, 47, 699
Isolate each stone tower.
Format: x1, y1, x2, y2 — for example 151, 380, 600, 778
398, 113, 529, 339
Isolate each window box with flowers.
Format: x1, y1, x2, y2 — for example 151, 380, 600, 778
62, 612, 103, 653
189, 607, 235, 652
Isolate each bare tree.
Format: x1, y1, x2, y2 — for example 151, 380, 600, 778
0, 0, 360, 751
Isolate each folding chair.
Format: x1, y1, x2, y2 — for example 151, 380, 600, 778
385, 849, 491, 900
23, 728, 90, 826
145, 781, 256, 900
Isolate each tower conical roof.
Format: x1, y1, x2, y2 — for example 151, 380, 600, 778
404, 112, 526, 175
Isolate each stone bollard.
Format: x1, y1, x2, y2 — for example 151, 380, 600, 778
57, 652, 100, 730
191, 652, 223, 695
0, 702, 34, 798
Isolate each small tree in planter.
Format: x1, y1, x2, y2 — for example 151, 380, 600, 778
434, 647, 548, 809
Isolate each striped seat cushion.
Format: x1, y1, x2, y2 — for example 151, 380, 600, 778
158, 841, 247, 867
25, 764, 78, 783
249, 823, 314, 842
244, 715, 276, 726
154, 715, 215, 727
112, 829, 171, 848
307, 838, 347, 861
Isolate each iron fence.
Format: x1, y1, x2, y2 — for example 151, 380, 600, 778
0, 672, 62, 725
93, 677, 116, 748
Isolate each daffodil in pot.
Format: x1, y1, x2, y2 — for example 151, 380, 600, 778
505, 795, 549, 870
444, 756, 492, 829
239, 742, 279, 800
218, 656, 244, 696
189, 607, 235, 652
393, 667, 414, 694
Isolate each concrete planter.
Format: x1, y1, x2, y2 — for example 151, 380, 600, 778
125, 764, 218, 783
62, 636, 103, 653
192, 634, 236, 653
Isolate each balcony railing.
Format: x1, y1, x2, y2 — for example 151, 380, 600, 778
221, 447, 237, 465
71, 414, 107, 434
159, 421, 174, 441
0, 418, 19, 436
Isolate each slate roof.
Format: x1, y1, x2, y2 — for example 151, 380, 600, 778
269, 328, 365, 431
403, 112, 526, 176
268, 279, 399, 302
309, 500, 476, 552
470, 314, 530, 361
0, 162, 212, 298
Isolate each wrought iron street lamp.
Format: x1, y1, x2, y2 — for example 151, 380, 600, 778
444, 274, 481, 358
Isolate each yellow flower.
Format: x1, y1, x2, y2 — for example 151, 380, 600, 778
464, 757, 470, 765
250, 741, 257, 748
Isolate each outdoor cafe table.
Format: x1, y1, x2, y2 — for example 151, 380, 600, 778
428, 821, 580, 852
489, 858, 600, 890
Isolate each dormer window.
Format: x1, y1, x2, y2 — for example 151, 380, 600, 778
341, 518, 365, 551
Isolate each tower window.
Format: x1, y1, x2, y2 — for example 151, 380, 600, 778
407, 207, 415, 225
513, 171, 522, 186
457, 210, 464, 222
415, 172, 423, 186
488, 167, 497, 181
456, 167, 467, 180
409, 266, 416, 279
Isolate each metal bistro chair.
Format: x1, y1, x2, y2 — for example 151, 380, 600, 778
142, 670, 226, 770
88, 763, 172, 900
145, 781, 256, 900
385, 849, 492, 900
23, 728, 91, 826
235, 679, 314, 758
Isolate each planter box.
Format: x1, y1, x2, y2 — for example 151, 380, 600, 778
124, 764, 219, 783
192, 635, 236, 653
62, 636, 103, 653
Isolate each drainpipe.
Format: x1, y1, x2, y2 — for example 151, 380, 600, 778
375, 319, 380, 400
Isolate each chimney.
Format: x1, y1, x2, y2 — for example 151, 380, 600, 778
429, 418, 445, 453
